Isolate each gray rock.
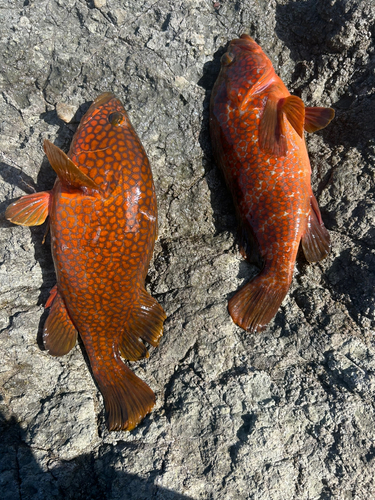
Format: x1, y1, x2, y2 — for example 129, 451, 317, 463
0, 0, 374, 498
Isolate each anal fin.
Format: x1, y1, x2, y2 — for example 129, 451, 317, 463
118, 288, 166, 362
43, 287, 78, 356
5, 191, 51, 226
301, 194, 331, 262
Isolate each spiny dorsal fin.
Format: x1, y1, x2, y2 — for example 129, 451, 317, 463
43, 139, 102, 192
305, 107, 335, 133
5, 191, 51, 226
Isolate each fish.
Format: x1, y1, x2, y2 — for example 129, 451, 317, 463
5, 92, 166, 431
210, 34, 334, 333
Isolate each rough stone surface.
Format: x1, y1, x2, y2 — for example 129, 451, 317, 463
0, 0, 375, 499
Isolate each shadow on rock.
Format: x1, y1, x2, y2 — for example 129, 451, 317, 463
1, 101, 95, 349
275, 0, 375, 150
197, 43, 238, 235
326, 247, 375, 326
275, 0, 354, 62
0, 407, 194, 500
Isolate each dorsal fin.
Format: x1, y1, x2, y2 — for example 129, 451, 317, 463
43, 139, 102, 192
304, 107, 335, 133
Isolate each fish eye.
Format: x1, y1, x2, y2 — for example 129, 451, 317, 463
221, 52, 235, 66
108, 111, 125, 126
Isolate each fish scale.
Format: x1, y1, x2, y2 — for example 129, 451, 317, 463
210, 35, 334, 332
6, 92, 166, 431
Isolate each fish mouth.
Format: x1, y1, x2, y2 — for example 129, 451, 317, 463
230, 34, 261, 53
91, 92, 116, 108
85, 92, 117, 116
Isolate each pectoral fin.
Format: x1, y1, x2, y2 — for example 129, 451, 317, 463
43, 139, 103, 193
280, 96, 305, 138
43, 287, 78, 356
5, 191, 51, 226
259, 96, 287, 157
304, 107, 335, 133
301, 194, 331, 262
259, 94, 306, 157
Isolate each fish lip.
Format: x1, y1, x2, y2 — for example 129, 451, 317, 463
88, 92, 117, 112
230, 34, 260, 53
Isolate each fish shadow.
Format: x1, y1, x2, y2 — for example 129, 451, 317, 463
1, 101, 93, 350
197, 44, 238, 236
275, 0, 375, 150
0, 406, 194, 500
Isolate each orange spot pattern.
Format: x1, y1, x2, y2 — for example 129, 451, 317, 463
210, 36, 316, 329
49, 93, 165, 430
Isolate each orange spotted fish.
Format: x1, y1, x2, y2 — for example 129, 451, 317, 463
210, 35, 334, 332
6, 93, 166, 431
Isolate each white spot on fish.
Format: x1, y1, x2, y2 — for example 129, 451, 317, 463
92, 227, 101, 244
139, 210, 156, 221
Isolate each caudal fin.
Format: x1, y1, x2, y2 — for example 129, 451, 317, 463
228, 274, 290, 333
92, 287, 166, 431
94, 358, 156, 431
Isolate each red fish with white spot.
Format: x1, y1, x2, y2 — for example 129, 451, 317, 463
210, 35, 334, 332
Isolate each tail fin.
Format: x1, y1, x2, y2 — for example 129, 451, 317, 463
228, 273, 290, 333
91, 287, 166, 431
94, 357, 155, 431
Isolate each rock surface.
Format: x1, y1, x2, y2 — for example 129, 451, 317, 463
1, 0, 375, 498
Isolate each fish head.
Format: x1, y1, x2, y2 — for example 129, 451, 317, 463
68, 93, 136, 192
218, 34, 275, 107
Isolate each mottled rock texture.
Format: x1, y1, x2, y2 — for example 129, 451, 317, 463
1, 0, 375, 499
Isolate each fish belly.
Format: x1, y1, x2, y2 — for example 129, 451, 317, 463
49, 182, 165, 430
